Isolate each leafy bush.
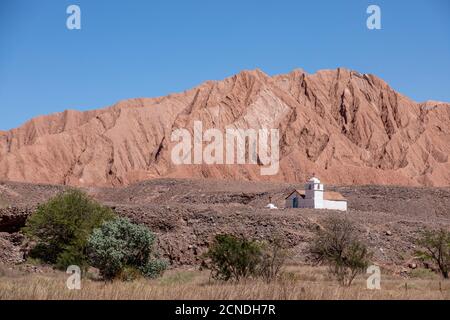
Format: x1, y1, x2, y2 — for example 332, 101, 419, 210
23, 189, 115, 269
140, 259, 168, 279
310, 216, 371, 286
416, 229, 450, 279
204, 234, 263, 281
87, 217, 167, 280
203, 234, 288, 282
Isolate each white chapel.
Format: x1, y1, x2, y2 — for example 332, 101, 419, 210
285, 177, 347, 211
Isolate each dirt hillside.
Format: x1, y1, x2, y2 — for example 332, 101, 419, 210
1, 179, 449, 273
1, 68, 449, 187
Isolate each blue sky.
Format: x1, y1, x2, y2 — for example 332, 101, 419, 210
0, 0, 449, 130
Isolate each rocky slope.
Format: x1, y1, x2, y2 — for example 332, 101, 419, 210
0, 68, 449, 187
1, 179, 450, 270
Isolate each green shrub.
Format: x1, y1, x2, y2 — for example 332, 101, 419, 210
204, 234, 263, 281
310, 216, 371, 286
140, 260, 168, 279
87, 217, 167, 280
416, 229, 450, 279
23, 189, 115, 269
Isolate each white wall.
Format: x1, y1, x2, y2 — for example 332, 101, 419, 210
323, 200, 347, 211
285, 193, 347, 211
305, 183, 324, 200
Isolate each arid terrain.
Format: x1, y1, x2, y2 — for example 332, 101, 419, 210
1, 178, 449, 271
1, 265, 449, 300
0, 68, 449, 187
1, 68, 449, 299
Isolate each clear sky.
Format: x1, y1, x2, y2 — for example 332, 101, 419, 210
0, 0, 449, 130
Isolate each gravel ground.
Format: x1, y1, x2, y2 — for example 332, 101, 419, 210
1, 179, 449, 274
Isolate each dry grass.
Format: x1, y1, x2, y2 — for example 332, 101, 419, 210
0, 265, 449, 300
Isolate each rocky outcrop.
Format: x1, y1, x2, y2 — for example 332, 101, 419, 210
0, 207, 34, 233
1, 178, 449, 269
0, 232, 25, 264
96, 179, 450, 268
0, 68, 449, 186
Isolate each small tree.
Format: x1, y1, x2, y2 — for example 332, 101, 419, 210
204, 234, 263, 281
310, 216, 370, 286
258, 237, 289, 283
87, 217, 167, 280
416, 229, 450, 279
24, 189, 115, 269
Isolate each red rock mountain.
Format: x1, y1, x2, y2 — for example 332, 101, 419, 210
0, 68, 449, 187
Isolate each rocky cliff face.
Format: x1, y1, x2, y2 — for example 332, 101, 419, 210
0, 68, 449, 187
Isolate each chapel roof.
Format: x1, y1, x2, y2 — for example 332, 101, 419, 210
285, 189, 347, 201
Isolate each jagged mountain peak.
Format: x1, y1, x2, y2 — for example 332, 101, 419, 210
0, 68, 449, 187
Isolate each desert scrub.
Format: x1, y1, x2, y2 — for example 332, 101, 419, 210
23, 189, 115, 270
258, 237, 289, 283
203, 234, 288, 282
87, 217, 167, 280
416, 229, 450, 279
203, 234, 263, 281
310, 216, 371, 286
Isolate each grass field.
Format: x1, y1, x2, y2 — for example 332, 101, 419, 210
1, 265, 449, 300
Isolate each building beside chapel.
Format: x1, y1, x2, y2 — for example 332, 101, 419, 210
285, 177, 347, 211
